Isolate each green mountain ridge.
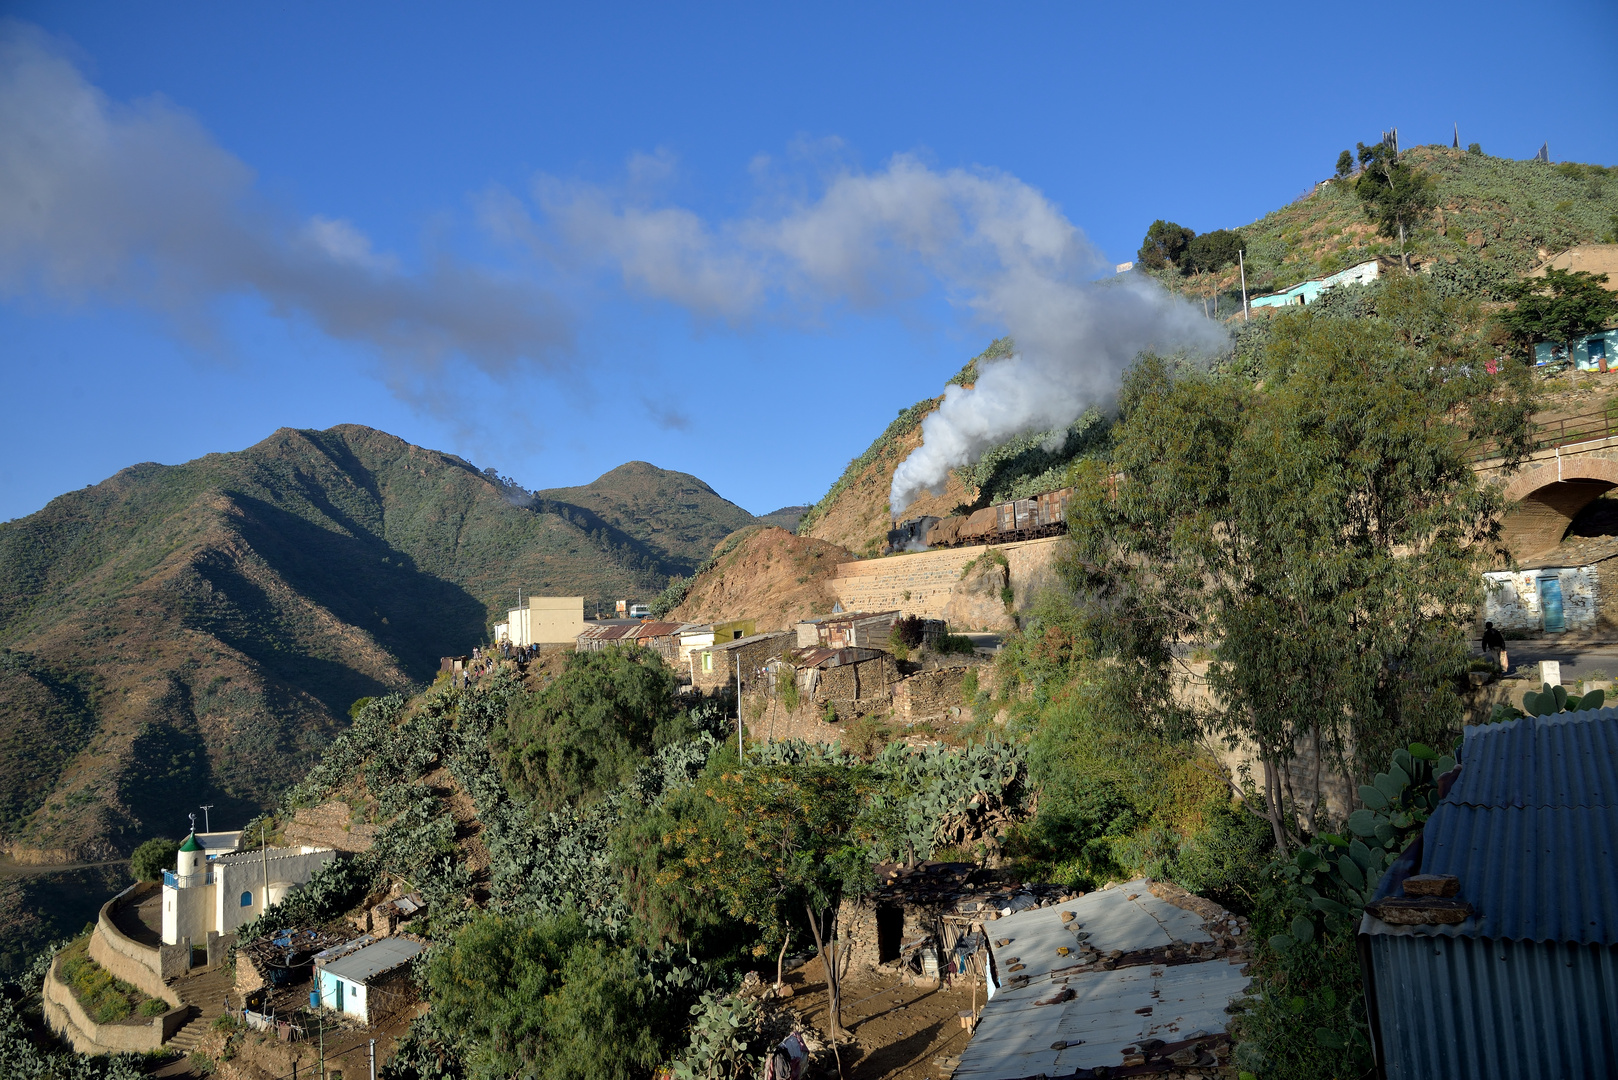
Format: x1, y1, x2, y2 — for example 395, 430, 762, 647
0, 424, 756, 871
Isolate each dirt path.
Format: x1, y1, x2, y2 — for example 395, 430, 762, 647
0, 857, 127, 878
782, 958, 983, 1080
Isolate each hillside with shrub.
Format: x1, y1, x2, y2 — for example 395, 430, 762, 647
0, 425, 760, 874
1143, 145, 1618, 311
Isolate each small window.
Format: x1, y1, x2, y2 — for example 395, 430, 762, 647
240, 891, 253, 908
702, 653, 712, 672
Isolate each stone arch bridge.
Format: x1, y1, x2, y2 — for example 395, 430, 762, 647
1477, 409, 1618, 558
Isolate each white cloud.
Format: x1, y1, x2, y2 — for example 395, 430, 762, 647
0, 21, 572, 380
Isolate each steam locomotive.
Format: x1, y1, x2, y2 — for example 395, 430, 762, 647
887, 487, 1075, 553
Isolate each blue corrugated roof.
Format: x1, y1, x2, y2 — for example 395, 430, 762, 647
1367, 710, 1618, 944
1409, 804, 1618, 943
1449, 707, 1618, 808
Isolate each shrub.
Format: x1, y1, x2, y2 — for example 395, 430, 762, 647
130, 837, 178, 882
840, 713, 894, 759
495, 647, 685, 813
427, 911, 684, 1080
139, 998, 169, 1017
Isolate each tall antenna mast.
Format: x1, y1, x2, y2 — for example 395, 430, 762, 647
199, 804, 213, 833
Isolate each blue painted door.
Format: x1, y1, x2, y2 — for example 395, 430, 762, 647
1541, 577, 1566, 632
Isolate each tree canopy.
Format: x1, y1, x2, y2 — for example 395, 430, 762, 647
130, 837, 178, 882
1353, 141, 1436, 269
656, 764, 873, 1036
1136, 219, 1195, 272
1496, 268, 1618, 365
427, 911, 675, 1080
1185, 229, 1245, 274
1065, 277, 1534, 849
494, 647, 686, 813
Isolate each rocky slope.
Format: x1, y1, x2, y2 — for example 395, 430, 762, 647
668, 528, 854, 631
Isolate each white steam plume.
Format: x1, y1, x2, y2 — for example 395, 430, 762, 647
501, 151, 1226, 510
889, 274, 1226, 512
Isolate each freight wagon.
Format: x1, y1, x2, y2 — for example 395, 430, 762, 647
886, 487, 1075, 553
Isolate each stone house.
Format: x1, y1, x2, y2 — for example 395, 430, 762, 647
691, 631, 795, 692
796, 610, 900, 649
837, 862, 1076, 977
892, 666, 971, 726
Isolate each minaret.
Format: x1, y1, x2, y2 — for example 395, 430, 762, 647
176, 831, 206, 887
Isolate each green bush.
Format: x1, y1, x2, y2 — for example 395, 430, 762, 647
427, 911, 684, 1080
139, 998, 169, 1017
494, 647, 686, 813
129, 837, 178, 882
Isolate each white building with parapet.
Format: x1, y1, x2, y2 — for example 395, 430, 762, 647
160, 831, 336, 950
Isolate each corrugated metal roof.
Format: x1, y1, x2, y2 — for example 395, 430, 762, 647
955, 881, 1248, 1080
627, 621, 682, 639
1364, 926, 1618, 1080
1365, 711, 1618, 944
1449, 709, 1618, 808
954, 959, 1249, 1080
787, 646, 884, 669
577, 623, 636, 642
320, 937, 424, 984
712, 631, 792, 651
1374, 804, 1618, 944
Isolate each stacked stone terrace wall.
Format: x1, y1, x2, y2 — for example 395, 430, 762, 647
43, 955, 187, 1055
284, 802, 379, 853
90, 884, 182, 1006
831, 536, 1065, 630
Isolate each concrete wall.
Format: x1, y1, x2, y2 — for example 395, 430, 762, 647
509, 597, 586, 645
831, 536, 1065, 631
161, 881, 213, 946
91, 884, 182, 1007
1483, 567, 1599, 633
43, 955, 187, 1055
213, 847, 336, 935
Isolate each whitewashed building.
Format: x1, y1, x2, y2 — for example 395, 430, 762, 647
161, 832, 336, 949
1482, 565, 1599, 634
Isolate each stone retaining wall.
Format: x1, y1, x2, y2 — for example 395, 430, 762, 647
831, 536, 1066, 630
90, 883, 182, 1007
284, 801, 379, 853
43, 955, 188, 1055
893, 667, 970, 725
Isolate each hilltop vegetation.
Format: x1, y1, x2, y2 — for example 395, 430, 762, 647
1150, 145, 1618, 309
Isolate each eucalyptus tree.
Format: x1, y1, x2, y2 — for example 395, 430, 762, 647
1065, 277, 1535, 849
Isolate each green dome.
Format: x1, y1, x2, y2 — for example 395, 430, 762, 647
178, 832, 201, 852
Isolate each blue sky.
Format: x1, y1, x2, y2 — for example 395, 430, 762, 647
2, 1, 1614, 522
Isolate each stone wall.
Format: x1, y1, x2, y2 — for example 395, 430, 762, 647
695, 633, 795, 693
284, 802, 379, 853
810, 654, 901, 720
91, 884, 182, 1006
893, 667, 970, 726
43, 955, 187, 1055
1482, 566, 1600, 633
831, 536, 1066, 631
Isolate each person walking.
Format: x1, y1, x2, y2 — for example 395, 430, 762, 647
1482, 621, 1508, 674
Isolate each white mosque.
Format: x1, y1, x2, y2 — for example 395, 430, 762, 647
160, 824, 336, 948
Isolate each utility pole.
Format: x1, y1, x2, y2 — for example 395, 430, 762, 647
370, 1038, 377, 1080
1239, 250, 1250, 321
262, 822, 270, 913
319, 1008, 326, 1080
199, 804, 213, 833
736, 652, 745, 762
